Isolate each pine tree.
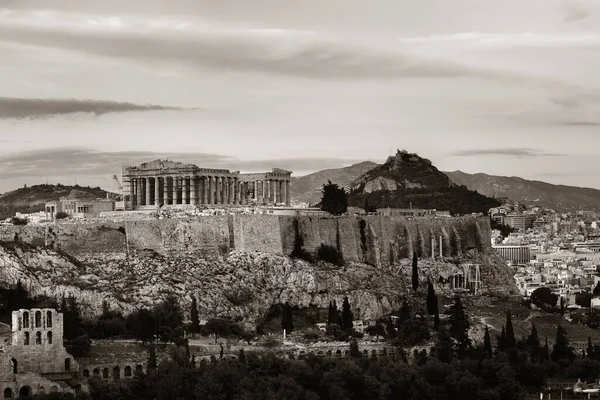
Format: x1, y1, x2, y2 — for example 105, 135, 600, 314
528, 325, 541, 363
190, 296, 200, 334
449, 296, 471, 358
412, 253, 419, 292
552, 325, 575, 362
341, 297, 354, 330
320, 180, 348, 216
483, 325, 492, 358
505, 310, 516, 349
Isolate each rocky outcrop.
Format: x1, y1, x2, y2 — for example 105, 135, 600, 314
0, 241, 517, 328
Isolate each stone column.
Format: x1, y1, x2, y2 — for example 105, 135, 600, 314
205, 177, 210, 205
253, 181, 258, 202
239, 182, 245, 205
183, 176, 189, 205
145, 177, 151, 206
232, 178, 238, 205
286, 180, 291, 206
129, 178, 135, 208
262, 180, 267, 205
163, 177, 169, 205
154, 177, 160, 206
215, 177, 221, 204
191, 177, 197, 205
281, 180, 286, 206
172, 176, 178, 205
136, 178, 142, 208
269, 179, 274, 204
208, 176, 214, 205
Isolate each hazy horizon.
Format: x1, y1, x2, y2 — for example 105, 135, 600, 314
1, 0, 599, 192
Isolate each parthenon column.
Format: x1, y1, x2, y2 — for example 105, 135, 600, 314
190, 177, 196, 205
154, 177, 160, 206
136, 178, 142, 208
232, 178, 238, 205
208, 176, 214, 204
286, 180, 291, 206
183, 176, 189, 205
172, 177, 178, 205
163, 177, 169, 205
253, 181, 258, 202
144, 177, 151, 206
129, 179, 135, 208
281, 180, 286, 206
205, 177, 210, 205
215, 177, 221, 204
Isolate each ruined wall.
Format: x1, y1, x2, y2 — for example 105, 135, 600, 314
0, 216, 492, 264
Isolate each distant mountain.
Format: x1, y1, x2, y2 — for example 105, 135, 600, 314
291, 161, 379, 205
445, 171, 600, 211
348, 150, 500, 215
0, 184, 110, 220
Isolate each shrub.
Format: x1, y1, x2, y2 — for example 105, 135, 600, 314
55, 211, 69, 219
302, 329, 323, 341
317, 244, 345, 266
11, 217, 27, 226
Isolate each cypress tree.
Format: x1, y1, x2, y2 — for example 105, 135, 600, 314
341, 297, 354, 330
541, 336, 550, 362
349, 338, 361, 358
483, 325, 492, 358
190, 296, 200, 334
433, 326, 453, 363
497, 326, 507, 353
412, 253, 419, 292
398, 300, 411, 325
449, 296, 471, 358
327, 301, 336, 325
528, 324, 541, 362
588, 336, 595, 360
148, 344, 158, 371
552, 325, 575, 362
505, 310, 516, 349
427, 280, 437, 315
386, 317, 397, 339
560, 297, 565, 316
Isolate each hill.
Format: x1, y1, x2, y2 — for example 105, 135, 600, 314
348, 150, 500, 215
290, 161, 378, 205
446, 171, 600, 212
0, 184, 110, 220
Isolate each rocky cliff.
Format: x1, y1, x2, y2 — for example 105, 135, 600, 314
0, 241, 516, 328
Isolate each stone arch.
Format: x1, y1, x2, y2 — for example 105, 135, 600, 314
46, 311, 52, 328
24, 332, 30, 346
22, 312, 29, 329
10, 358, 17, 374
362, 350, 368, 356
317, 351, 324, 356
113, 366, 120, 379
35, 331, 41, 345
50, 386, 58, 394
3, 388, 12, 399
326, 350, 332, 357
102, 368, 109, 379
36, 387, 45, 395
83, 369, 90, 378
135, 365, 143, 375
371, 349, 377, 356
47, 331, 52, 345
124, 366, 132, 378
93, 368, 100, 377
35, 311, 42, 328
335, 349, 342, 357
18, 386, 31, 398
64, 358, 71, 371
344, 350, 349, 356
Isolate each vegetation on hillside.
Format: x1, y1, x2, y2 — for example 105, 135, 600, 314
0, 183, 109, 219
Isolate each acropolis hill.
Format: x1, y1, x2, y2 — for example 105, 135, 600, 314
0, 215, 516, 327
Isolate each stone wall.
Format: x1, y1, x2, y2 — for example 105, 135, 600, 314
0, 215, 492, 264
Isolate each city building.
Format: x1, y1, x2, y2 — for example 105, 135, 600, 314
121, 159, 292, 210
503, 213, 536, 231
493, 244, 532, 264
45, 197, 115, 221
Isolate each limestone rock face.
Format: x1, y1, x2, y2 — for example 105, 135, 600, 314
0, 242, 517, 328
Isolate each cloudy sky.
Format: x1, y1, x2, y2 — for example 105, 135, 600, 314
1, 0, 599, 193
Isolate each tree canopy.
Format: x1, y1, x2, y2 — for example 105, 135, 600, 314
320, 180, 348, 215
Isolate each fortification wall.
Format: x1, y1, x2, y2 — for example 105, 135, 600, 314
0, 216, 492, 264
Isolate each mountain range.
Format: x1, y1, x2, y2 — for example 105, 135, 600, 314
291, 157, 600, 212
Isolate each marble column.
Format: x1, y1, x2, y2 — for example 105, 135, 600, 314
208, 176, 214, 204
183, 176, 189, 205
129, 179, 135, 208
281, 180, 286, 206
136, 178, 142, 208
261, 180, 267, 205
144, 177, 151, 206
154, 177, 160, 206
163, 177, 169, 205
204, 177, 210, 205
269, 179, 274, 203
215, 177, 221, 204
172, 177, 178, 205
286, 180, 291, 206
191, 177, 196, 205
253, 181, 258, 202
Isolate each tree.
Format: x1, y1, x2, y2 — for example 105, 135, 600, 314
528, 325, 541, 363
398, 300, 411, 324
541, 336, 550, 362
412, 253, 419, 292
483, 325, 492, 358
432, 326, 453, 363
365, 324, 386, 341
505, 310, 516, 350
594, 282, 600, 297
588, 336, 595, 360
190, 296, 200, 334
385, 317, 397, 339
127, 308, 156, 343
65, 334, 91, 357
148, 344, 158, 371
426, 280, 437, 315
363, 197, 376, 214
530, 287, 558, 310
449, 296, 471, 358
349, 338, 361, 358
560, 297, 565, 315
576, 292, 592, 308
55, 211, 68, 219
341, 297, 354, 330
328, 301, 340, 326
497, 326, 507, 353
281, 302, 294, 334
320, 180, 348, 216
238, 348, 246, 364
551, 325, 575, 362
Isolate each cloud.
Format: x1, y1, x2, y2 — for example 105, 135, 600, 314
0, 9, 567, 84
0, 147, 362, 182
397, 32, 600, 48
451, 148, 567, 157
0, 97, 186, 119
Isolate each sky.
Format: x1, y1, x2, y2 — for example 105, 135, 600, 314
1, 0, 599, 193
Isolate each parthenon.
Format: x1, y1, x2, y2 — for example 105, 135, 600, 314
122, 160, 292, 210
